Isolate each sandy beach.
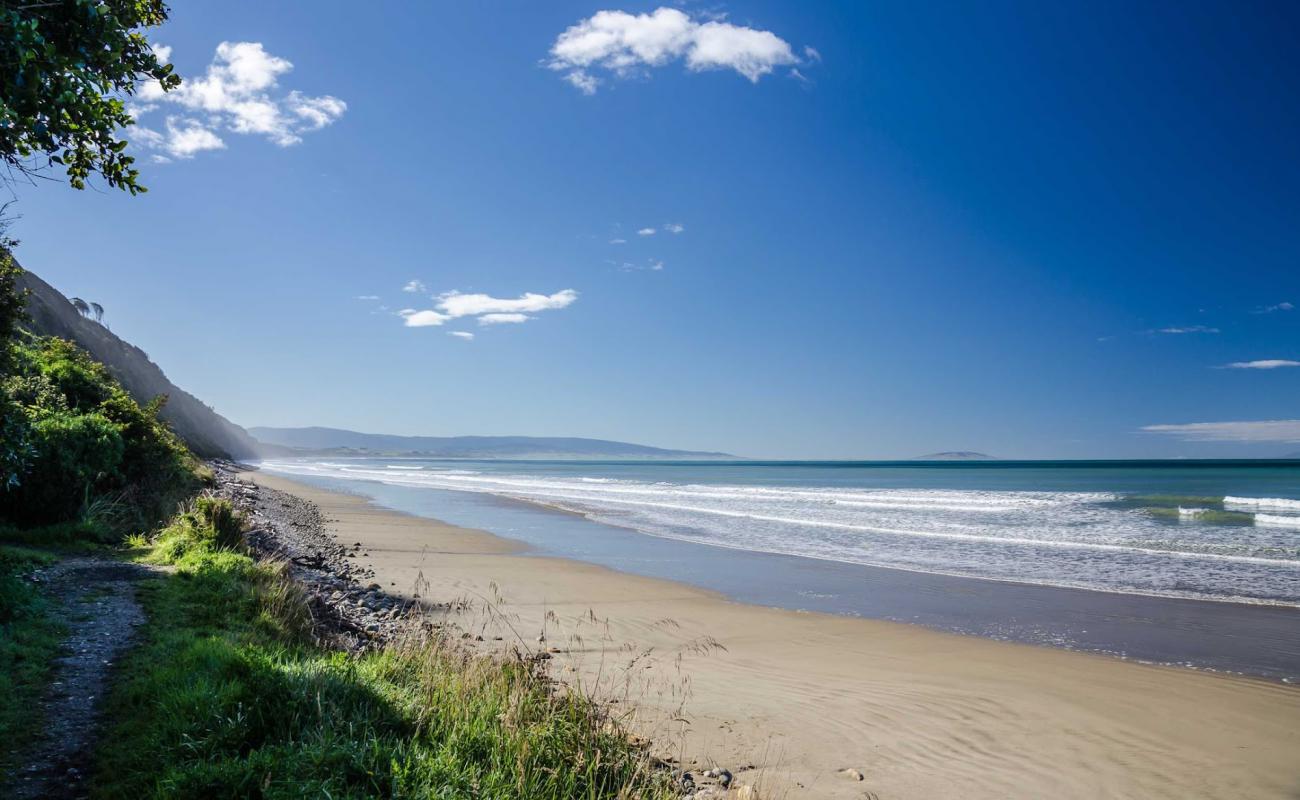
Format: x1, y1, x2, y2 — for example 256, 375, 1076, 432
252, 471, 1300, 799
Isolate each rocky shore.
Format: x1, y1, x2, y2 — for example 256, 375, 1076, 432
211, 460, 423, 652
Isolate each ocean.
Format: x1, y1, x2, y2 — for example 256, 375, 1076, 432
259, 458, 1300, 607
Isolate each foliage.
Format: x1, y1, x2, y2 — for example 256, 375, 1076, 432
0, 245, 24, 357
0, 0, 180, 193
95, 503, 674, 799
1, 248, 33, 491
145, 493, 246, 564
0, 334, 199, 535
0, 544, 64, 773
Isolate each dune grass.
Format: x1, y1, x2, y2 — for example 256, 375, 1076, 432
94, 498, 674, 799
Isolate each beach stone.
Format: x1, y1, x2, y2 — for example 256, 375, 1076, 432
716, 768, 732, 787
838, 768, 864, 781
676, 771, 695, 792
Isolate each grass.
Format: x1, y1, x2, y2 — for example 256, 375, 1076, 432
93, 498, 675, 799
0, 544, 65, 773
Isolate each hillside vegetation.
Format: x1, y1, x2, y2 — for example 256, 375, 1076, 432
16, 265, 258, 459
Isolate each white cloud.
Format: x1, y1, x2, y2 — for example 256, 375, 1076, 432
548, 7, 805, 92
148, 118, 225, 159
1253, 301, 1294, 314
151, 43, 173, 63
479, 313, 531, 325
609, 237, 627, 244
397, 289, 578, 331
803, 46, 822, 62
355, 295, 379, 300
637, 227, 656, 236
1155, 325, 1219, 334
435, 289, 578, 318
663, 222, 684, 233
1223, 359, 1300, 369
133, 41, 345, 158
1141, 420, 1300, 443
402, 280, 427, 293
449, 331, 475, 340
399, 309, 450, 327
564, 70, 600, 95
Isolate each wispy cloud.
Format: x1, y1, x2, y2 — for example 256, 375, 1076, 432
618, 259, 665, 272
355, 295, 379, 301
1141, 420, 1300, 443
436, 289, 577, 317
548, 7, 807, 94
637, 227, 657, 236
1222, 359, 1300, 369
1154, 325, 1219, 334
663, 222, 685, 234
449, 331, 474, 340
402, 280, 427, 293
399, 289, 578, 329
609, 238, 627, 244
1252, 301, 1294, 314
478, 313, 531, 325
134, 41, 345, 161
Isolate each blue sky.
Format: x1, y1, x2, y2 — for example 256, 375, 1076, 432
8, 1, 1300, 458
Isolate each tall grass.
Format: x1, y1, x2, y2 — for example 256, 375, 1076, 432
95, 499, 674, 799
0, 545, 63, 773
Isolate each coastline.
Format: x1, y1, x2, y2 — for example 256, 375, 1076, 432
250, 470, 1300, 799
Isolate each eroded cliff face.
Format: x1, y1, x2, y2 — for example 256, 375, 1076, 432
14, 265, 258, 459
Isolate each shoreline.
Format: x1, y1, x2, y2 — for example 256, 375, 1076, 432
249, 470, 1300, 799
257, 466, 1300, 681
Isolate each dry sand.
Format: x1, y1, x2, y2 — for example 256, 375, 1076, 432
253, 471, 1300, 799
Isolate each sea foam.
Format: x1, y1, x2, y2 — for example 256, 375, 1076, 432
258, 459, 1300, 606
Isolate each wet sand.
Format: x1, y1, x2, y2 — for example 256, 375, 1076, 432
253, 471, 1300, 799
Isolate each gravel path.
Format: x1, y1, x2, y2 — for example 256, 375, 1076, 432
5, 557, 164, 800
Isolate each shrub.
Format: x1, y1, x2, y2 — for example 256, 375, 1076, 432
6, 409, 125, 524
148, 496, 246, 564
0, 336, 199, 537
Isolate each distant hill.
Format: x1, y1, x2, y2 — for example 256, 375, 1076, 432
17, 266, 259, 459
914, 451, 996, 460
249, 426, 736, 460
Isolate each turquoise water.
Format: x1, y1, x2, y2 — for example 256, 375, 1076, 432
261, 459, 1300, 606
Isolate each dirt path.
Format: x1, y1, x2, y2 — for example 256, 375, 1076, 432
5, 556, 165, 800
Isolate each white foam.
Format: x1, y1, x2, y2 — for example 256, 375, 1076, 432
1225, 496, 1300, 512
256, 459, 1300, 605
1255, 513, 1300, 528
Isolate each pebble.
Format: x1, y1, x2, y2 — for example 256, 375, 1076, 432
839, 767, 865, 781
